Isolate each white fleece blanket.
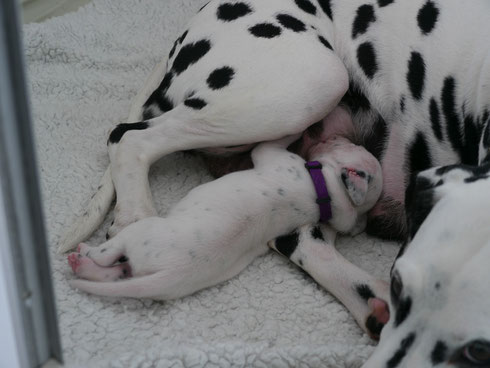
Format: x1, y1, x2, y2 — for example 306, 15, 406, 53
24, 0, 400, 366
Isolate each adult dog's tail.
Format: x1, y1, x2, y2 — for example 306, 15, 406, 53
57, 168, 114, 253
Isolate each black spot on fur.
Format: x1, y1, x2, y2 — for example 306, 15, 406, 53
483, 119, 490, 148
356, 284, 375, 301
395, 297, 412, 327
108, 122, 149, 144
207, 66, 235, 90
363, 115, 387, 160
274, 231, 300, 258
417, 0, 439, 35
298, 259, 304, 267
118, 256, 128, 263
294, 0, 317, 15
341, 83, 371, 113
377, 0, 394, 7
143, 72, 175, 114
318, 35, 333, 50
276, 13, 307, 32
184, 98, 207, 110
442, 77, 465, 159
311, 226, 324, 240
217, 2, 253, 21
464, 114, 481, 164
441, 78, 480, 165
387, 333, 416, 368
400, 96, 406, 113
357, 42, 378, 79
352, 4, 376, 39
317, 0, 333, 19
366, 315, 385, 338
431, 341, 448, 365
408, 131, 432, 176
248, 23, 282, 38
168, 31, 188, 59
172, 39, 211, 75
430, 98, 443, 141
407, 52, 426, 100
405, 175, 441, 239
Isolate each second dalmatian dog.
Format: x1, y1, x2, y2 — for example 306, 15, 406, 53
68, 108, 390, 339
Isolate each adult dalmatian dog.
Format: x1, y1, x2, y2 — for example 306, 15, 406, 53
59, 0, 490, 366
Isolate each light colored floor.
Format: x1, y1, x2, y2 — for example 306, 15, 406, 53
21, 0, 92, 23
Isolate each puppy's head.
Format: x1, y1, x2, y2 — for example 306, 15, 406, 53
363, 163, 490, 368
307, 136, 382, 234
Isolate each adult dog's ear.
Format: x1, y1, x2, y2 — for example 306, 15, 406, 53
341, 168, 369, 206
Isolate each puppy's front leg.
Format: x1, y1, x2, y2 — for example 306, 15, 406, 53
269, 224, 389, 340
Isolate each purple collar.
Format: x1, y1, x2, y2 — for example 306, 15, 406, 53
305, 161, 332, 223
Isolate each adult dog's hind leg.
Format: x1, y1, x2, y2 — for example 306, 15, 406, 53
107, 47, 348, 237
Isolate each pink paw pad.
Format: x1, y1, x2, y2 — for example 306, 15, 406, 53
366, 298, 390, 340
67, 252, 82, 272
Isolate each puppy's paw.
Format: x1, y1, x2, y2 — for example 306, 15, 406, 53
365, 297, 390, 340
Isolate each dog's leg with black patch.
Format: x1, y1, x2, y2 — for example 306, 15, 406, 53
106, 48, 348, 237
268, 223, 389, 339
478, 117, 490, 164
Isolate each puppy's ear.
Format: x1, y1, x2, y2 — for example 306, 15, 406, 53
341, 168, 369, 206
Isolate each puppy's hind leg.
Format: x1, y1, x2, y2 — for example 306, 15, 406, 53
269, 224, 389, 340
67, 252, 131, 281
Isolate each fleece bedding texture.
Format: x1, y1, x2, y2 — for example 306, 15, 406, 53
24, 0, 400, 366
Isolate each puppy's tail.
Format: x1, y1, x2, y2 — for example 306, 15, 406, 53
69, 272, 167, 299
57, 167, 114, 253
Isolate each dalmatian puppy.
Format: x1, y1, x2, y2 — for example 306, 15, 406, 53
362, 162, 490, 367
68, 108, 389, 338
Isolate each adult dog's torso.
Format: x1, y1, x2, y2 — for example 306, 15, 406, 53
135, 0, 490, 240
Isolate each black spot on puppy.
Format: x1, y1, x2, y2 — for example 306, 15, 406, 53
276, 14, 307, 32
274, 231, 300, 258
400, 96, 405, 113
407, 52, 426, 100
248, 23, 282, 38
184, 98, 207, 110
207, 66, 235, 89
172, 39, 212, 75
317, 0, 333, 19
318, 35, 333, 50
352, 4, 376, 39
357, 42, 378, 79
356, 284, 375, 301
108, 122, 149, 144
366, 315, 385, 338
217, 2, 253, 22
294, 0, 317, 15
311, 226, 324, 240
431, 341, 448, 365
377, 0, 394, 7
417, 0, 439, 35
387, 333, 416, 368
